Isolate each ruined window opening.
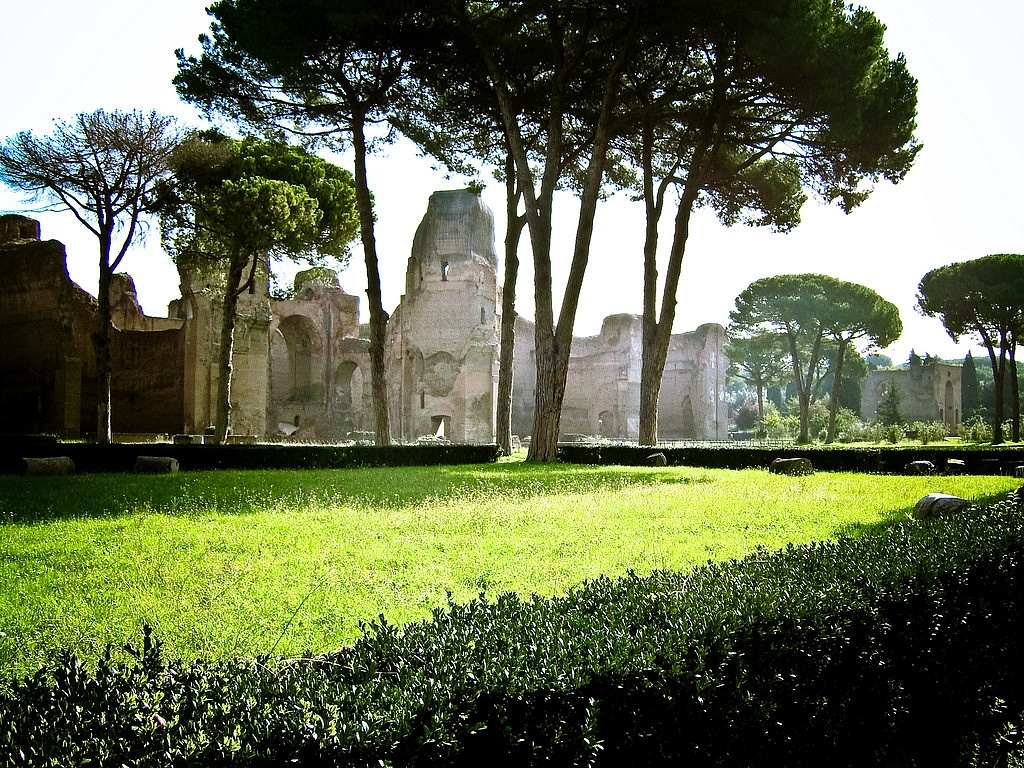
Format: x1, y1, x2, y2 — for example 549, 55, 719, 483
480, 306, 485, 324
431, 414, 450, 438
294, 414, 300, 427
441, 262, 449, 281
420, 390, 425, 409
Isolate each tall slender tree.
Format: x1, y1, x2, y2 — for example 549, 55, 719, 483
820, 283, 901, 442
961, 351, 980, 417
155, 133, 358, 442
0, 110, 181, 442
175, 0, 428, 446
615, 0, 920, 445
918, 254, 1024, 443
447, 0, 648, 460
724, 332, 789, 437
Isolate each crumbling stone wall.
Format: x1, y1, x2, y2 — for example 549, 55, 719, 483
0, 221, 187, 437
862, 362, 962, 431
0, 199, 728, 444
513, 314, 728, 441
0, 232, 94, 436
387, 189, 500, 442
268, 278, 370, 441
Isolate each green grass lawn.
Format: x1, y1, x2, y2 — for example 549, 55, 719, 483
0, 462, 1018, 678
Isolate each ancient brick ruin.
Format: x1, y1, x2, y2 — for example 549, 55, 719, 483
861, 360, 963, 431
0, 191, 728, 442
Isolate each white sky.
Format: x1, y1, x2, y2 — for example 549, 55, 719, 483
2, 0, 1022, 365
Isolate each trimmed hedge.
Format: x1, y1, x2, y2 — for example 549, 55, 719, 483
0, 440, 501, 474
3, 498, 1023, 766
558, 443, 1024, 475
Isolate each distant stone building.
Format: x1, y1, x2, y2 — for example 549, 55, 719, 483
0, 192, 728, 443
386, 190, 501, 443
512, 314, 727, 441
861, 359, 962, 432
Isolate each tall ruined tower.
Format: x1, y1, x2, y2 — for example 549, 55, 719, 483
386, 189, 501, 442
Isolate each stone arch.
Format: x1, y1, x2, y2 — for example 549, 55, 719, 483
334, 359, 365, 432
598, 409, 616, 438
274, 314, 320, 400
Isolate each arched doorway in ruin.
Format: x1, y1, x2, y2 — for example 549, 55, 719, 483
271, 315, 320, 401
333, 360, 365, 434
431, 414, 451, 439
944, 379, 955, 431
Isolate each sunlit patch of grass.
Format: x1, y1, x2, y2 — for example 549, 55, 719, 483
0, 463, 1018, 676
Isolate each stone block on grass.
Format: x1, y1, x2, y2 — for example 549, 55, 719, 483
21, 456, 75, 476
769, 457, 813, 475
133, 456, 179, 474
913, 493, 972, 520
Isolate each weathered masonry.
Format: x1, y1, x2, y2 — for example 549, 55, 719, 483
0, 191, 727, 442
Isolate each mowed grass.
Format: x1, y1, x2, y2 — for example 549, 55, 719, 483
0, 462, 1018, 677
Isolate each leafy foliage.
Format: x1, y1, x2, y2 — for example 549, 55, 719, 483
729, 274, 901, 443
158, 133, 357, 279
918, 254, 1024, 442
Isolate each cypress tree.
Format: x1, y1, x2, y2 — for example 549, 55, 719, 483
962, 351, 980, 417
877, 379, 903, 425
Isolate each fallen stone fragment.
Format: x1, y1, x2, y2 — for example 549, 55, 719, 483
913, 493, 973, 520
133, 456, 179, 474
21, 456, 75, 476
905, 460, 934, 475
769, 457, 813, 475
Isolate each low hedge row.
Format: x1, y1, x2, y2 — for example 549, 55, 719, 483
3, 498, 1023, 766
558, 443, 1024, 474
0, 440, 502, 474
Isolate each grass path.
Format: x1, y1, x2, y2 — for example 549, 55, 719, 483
0, 462, 1017, 676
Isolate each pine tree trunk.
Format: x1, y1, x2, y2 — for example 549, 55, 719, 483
992, 351, 1006, 445
639, 331, 670, 446
496, 172, 523, 455
637, 364, 660, 446
352, 119, 390, 446
213, 255, 246, 444
1011, 347, 1020, 442
798, 390, 812, 444
825, 342, 847, 443
756, 385, 766, 438
94, 263, 113, 444
527, 331, 566, 461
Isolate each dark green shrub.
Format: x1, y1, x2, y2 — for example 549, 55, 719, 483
0, 442, 501, 474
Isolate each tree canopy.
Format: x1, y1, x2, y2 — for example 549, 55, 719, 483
616, 0, 919, 445
729, 273, 901, 443
156, 133, 358, 442
0, 109, 182, 442
917, 254, 1024, 442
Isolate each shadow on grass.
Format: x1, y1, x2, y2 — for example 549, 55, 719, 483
0, 463, 705, 525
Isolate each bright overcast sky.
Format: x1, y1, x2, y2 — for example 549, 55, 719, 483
2, 0, 1022, 364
